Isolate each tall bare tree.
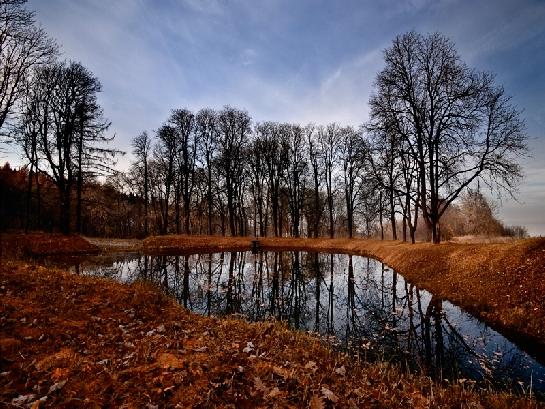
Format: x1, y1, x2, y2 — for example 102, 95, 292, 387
369, 31, 527, 243
339, 126, 369, 238
217, 106, 251, 236
131, 131, 152, 236
170, 108, 196, 234
283, 124, 307, 238
248, 127, 269, 237
0, 0, 56, 137
260, 122, 289, 237
306, 124, 323, 238
195, 108, 218, 235
154, 124, 177, 234
318, 124, 341, 238
19, 61, 116, 234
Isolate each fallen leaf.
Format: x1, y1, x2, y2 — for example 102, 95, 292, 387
305, 361, 318, 372
157, 353, 184, 369
31, 396, 47, 409
335, 365, 346, 376
309, 394, 325, 409
12, 394, 36, 406
253, 376, 268, 393
243, 341, 254, 354
267, 387, 282, 398
48, 380, 66, 394
272, 366, 291, 379
51, 367, 69, 381
321, 386, 338, 403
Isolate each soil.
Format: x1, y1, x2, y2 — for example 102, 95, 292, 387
1, 259, 541, 408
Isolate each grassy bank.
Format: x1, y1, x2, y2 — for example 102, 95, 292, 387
1, 260, 541, 408
143, 235, 545, 356
1, 233, 99, 257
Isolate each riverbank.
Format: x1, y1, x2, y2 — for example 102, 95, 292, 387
1, 260, 540, 407
143, 235, 545, 357
0, 233, 99, 258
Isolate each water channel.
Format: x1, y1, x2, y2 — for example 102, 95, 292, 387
48, 251, 545, 396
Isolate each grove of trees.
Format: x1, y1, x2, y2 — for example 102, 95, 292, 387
0, 1, 528, 243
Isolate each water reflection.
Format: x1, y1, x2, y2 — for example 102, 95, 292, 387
66, 251, 545, 395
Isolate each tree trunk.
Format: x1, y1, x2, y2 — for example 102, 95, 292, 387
389, 189, 397, 240
379, 191, 384, 240
431, 220, 440, 244
61, 186, 71, 235
25, 160, 33, 234
143, 159, 149, 236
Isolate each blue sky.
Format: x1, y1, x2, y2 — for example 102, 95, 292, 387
15, 0, 545, 234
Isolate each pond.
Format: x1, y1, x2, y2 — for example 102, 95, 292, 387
50, 251, 545, 396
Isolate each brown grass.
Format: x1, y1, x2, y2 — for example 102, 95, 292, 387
1, 260, 541, 408
1, 232, 99, 257
144, 235, 545, 353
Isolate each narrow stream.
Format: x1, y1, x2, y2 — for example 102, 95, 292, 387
49, 251, 545, 396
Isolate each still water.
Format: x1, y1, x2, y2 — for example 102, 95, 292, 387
57, 251, 545, 395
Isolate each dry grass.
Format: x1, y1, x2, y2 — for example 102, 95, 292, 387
1, 233, 99, 257
84, 237, 143, 253
1, 260, 542, 408
143, 234, 254, 254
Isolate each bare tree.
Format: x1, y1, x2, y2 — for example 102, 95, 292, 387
73, 70, 115, 234
154, 124, 177, 234
318, 124, 341, 238
339, 126, 369, 238
306, 124, 324, 238
131, 131, 152, 236
195, 108, 218, 235
16, 70, 52, 231
283, 124, 307, 238
0, 0, 57, 137
217, 106, 251, 236
170, 108, 196, 234
369, 31, 527, 243
248, 127, 269, 237
19, 61, 116, 234
368, 128, 402, 240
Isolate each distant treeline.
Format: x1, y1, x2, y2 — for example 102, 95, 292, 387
0, 1, 528, 242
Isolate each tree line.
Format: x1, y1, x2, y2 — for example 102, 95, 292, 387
126, 110, 379, 239
0, 0, 528, 243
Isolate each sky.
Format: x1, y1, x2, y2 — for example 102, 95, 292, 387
6, 0, 545, 235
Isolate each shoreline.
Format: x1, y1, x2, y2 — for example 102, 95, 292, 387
140, 235, 545, 360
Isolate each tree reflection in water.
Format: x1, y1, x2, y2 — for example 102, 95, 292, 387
73, 251, 545, 394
